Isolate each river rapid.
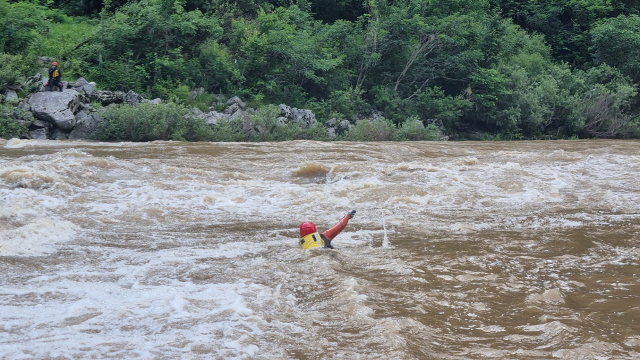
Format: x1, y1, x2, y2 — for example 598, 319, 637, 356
1, 139, 640, 359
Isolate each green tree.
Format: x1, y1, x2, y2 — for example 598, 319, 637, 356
0, 0, 48, 54
590, 14, 640, 82
77, 0, 222, 92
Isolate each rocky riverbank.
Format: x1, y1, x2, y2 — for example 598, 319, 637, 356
1, 75, 355, 140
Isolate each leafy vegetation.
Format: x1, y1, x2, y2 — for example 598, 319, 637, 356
3, 0, 640, 140
0, 104, 28, 139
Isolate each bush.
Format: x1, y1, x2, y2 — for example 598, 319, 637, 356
98, 102, 215, 141
209, 118, 245, 142
344, 118, 395, 141
394, 116, 442, 141
0, 53, 27, 92
0, 104, 27, 139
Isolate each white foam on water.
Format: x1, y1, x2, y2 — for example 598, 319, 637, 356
0, 167, 59, 189
4, 138, 39, 148
0, 218, 78, 256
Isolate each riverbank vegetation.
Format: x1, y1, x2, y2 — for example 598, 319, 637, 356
2, 0, 640, 140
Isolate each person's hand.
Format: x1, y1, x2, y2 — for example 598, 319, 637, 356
348, 210, 356, 219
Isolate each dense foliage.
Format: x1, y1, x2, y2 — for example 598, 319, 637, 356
2, 0, 640, 139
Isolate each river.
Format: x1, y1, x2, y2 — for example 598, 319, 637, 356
1, 138, 639, 359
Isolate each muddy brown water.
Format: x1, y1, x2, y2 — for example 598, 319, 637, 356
1, 138, 639, 359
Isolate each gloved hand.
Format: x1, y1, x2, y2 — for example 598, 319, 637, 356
348, 210, 356, 219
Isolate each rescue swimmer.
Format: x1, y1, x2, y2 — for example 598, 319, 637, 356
299, 210, 356, 249
47, 61, 63, 92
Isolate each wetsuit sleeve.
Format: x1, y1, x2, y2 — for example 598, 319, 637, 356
321, 213, 350, 241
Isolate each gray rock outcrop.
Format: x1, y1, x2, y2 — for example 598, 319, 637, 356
227, 96, 247, 109
95, 90, 124, 105
278, 104, 317, 128
190, 108, 230, 126
71, 77, 97, 98
29, 128, 48, 139
124, 90, 144, 106
69, 111, 104, 140
28, 90, 81, 130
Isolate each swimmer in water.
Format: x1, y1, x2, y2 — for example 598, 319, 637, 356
298, 210, 356, 249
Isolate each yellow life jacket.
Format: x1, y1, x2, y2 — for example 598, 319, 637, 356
51, 70, 60, 79
299, 232, 325, 249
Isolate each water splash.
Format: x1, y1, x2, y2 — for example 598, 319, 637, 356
382, 215, 391, 248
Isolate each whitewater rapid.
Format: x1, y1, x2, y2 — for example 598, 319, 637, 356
1, 138, 640, 359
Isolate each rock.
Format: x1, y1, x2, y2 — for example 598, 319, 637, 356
28, 90, 81, 130
338, 120, 352, 133
69, 112, 104, 140
326, 127, 336, 138
277, 104, 317, 128
4, 90, 19, 104
81, 82, 97, 97
226, 96, 247, 109
29, 128, 48, 139
189, 109, 229, 126
205, 111, 229, 126
278, 104, 292, 119
50, 128, 69, 140
124, 90, 144, 106
225, 103, 240, 115
230, 109, 251, 122
30, 120, 53, 129
71, 78, 96, 98
142, 98, 162, 105
74, 77, 90, 88
325, 118, 338, 128
94, 90, 124, 105
40, 77, 49, 92
290, 108, 316, 128
17, 119, 33, 128
277, 116, 288, 126
79, 102, 95, 112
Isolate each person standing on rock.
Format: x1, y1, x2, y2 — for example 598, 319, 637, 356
48, 62, 63, 92
299, 210, 356, 249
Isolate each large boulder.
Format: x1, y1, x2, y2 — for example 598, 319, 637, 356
278, 104, 317, 128
72, 77, 90, 88
28, 90, 81, 130
68, 111, 104, 140
291, 108, 316, 128
71, 77, 97, 98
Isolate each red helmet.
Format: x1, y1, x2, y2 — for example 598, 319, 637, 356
299, 222, 317, 237
52, 61, 58, 66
